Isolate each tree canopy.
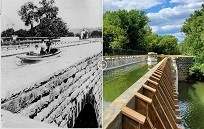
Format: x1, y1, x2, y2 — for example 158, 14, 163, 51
180, 4, 204, 61
17, 0, 68, 37
103, 10, 149, 50
18, 2, 38, 29
103, 9, 179, 54
180, 4, 204, 81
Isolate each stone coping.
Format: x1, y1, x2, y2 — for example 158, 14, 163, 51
1, 51, 102, 103
161, 55, 195, 58
103, 57, 166, 129
103, 55, 146, 60
1, 40, 91, 57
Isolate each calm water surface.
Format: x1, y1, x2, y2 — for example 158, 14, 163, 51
179, 82, 204, 129
103, 62, 147, 108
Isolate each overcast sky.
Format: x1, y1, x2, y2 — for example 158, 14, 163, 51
104, 0, 204, 42
1, 0, 102, 31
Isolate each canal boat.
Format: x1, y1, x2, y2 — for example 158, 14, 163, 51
16, 48, 61, 62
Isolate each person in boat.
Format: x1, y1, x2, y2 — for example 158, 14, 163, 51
46, 39, 52, 54
33, 45, 40, 55
40, 39, 47, 55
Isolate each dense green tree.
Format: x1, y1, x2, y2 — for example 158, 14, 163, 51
181, 4, 204, 80
144, 27, 179, 54
103, 9, 149, 50
103, 24, 127, 49
181, 4, 204, 58
146, 34, 179, 54
144, 27, 160, 52
158, 35, 178, 54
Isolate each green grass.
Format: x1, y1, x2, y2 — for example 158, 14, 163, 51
103, 65, 148, 102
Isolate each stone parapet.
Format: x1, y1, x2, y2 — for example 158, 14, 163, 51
104, 55, 147, 70
175, 56, 194, 81
1, 52, 102, 128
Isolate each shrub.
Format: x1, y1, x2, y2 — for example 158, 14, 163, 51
189, 63, 204, 81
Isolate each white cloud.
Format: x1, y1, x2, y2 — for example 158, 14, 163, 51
147, 2, 203, 26
151, 24, 182, 33
160, 24, 181, 31
104, 0, 162, 11
147, 1, 203, 42
170, 0, 204, 4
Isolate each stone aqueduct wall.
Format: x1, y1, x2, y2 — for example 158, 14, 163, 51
103, 57, 183, 129
104, 55, 147, 70
176, 56, 194, 81
1, 52, 102, 128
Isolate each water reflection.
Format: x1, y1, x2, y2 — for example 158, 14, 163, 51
103, 62, 146, 108
178, 82, 204, 129
103, 62, 146, 82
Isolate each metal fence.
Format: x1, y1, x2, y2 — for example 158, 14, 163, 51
103, 47, 145, 56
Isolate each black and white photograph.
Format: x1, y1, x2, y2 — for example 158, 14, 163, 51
1, 0, 102, 128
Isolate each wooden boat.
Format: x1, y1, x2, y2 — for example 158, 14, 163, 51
16, 48, 61, 61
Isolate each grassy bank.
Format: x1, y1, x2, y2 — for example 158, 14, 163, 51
103, 65, 148, 102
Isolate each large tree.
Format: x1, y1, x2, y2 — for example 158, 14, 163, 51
37, 0, 58, 21
18, 2, 38, 29
181, 4, 204, 56
103, 10, 149, 51
181, 4, 204, 60
180, 4, 204, 80
33, 17, 69, 37
158, 35, 178, 55
18, 0, 68, 37
145, 32, 179, 54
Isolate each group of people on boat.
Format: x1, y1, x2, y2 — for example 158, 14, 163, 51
33, 39, 52, 55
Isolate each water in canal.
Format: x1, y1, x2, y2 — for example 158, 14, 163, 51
1, 42, 102, 97
178, 82, 204, 129
103, 62, 148, 108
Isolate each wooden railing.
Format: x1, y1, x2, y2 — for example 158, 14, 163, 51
103, 57, 184, 129
120, 57, 183, 129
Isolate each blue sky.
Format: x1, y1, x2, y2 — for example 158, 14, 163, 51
103, 0, 204, 42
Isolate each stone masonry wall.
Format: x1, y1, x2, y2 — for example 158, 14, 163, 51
104, 55, 147, 70
176, 56, 194, 81
1, 52, 102, 128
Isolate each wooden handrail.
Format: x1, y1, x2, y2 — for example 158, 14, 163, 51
121, 106, 146, 124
